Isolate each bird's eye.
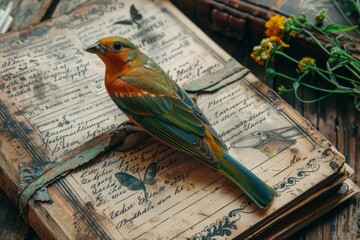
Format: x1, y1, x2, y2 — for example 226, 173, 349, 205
113, 41, 122, 51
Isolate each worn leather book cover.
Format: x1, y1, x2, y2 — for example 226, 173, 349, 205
0, 0, 358, 239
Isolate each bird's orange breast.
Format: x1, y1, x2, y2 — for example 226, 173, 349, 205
108, 79, 156, 98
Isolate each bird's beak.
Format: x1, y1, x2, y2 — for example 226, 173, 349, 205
85, 42, 105, 54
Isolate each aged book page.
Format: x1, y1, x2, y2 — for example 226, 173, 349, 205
0, 0, 355, 239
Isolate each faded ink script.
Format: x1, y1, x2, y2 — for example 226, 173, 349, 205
0, 0, 343, 239
0, 0, 223, 162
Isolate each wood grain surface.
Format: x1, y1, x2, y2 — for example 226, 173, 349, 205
0, 0, 358, 239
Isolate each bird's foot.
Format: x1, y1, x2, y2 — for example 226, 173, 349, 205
109, 121, 150, 152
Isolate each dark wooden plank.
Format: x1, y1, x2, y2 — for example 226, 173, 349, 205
52, 0, 87, 17
335, 95, 360, 239
0, 190, 31, 240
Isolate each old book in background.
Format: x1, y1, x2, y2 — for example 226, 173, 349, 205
0, 0, 358, 239
171, 0, 360, 59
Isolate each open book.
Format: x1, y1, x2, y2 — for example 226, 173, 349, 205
0, 0, 358, 239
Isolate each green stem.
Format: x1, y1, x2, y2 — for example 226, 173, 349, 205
317, 70, 340, 87
346, 64, 360, 79
294, 89, 333, 103
339, 49, 360, 63
307, 21, 334, 42
303, 29, 331, 55
272, 71, 350, 93
316, 70, 354, 91
275, 51, 360, 84
350, 59, 360, 70
279, 87, 294, 93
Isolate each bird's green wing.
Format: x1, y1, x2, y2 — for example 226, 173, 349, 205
120, 65, 227, 150
174, 83, 227, 150
111, 87, 220, 168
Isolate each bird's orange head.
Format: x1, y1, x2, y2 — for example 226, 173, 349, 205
85, 36, 138, 72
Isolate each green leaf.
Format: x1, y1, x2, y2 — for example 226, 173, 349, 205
324, 24, 358, 33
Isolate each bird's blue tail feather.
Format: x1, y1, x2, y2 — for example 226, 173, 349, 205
220, 152, 275, 209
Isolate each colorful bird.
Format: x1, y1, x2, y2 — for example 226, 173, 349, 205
86, 36, 275, 208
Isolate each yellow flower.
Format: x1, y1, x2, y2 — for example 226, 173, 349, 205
250, 37, 289, 65
260, 39, 274, 60
298, 57, 316, 73
268, 36, 289, 48
265, 15, 299, 39
265, 15, 286, 38
314, 9, 327, 25
251, 47, 265, 65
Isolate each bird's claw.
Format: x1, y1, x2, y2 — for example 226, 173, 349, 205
110, 121, 150, 152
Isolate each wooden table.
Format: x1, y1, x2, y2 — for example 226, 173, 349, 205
0, 1, 359, 239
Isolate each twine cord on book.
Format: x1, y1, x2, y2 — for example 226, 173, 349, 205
18, 134, 111, 220
17, 123, 149, 221
183, 59, 249, 93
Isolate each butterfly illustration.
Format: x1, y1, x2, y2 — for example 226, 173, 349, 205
115, 162, 157, 201
114, 4, 142, 28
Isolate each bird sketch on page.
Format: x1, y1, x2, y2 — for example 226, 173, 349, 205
231, 126, 303, 157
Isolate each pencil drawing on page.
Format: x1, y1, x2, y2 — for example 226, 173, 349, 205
231, 126, 303, 157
